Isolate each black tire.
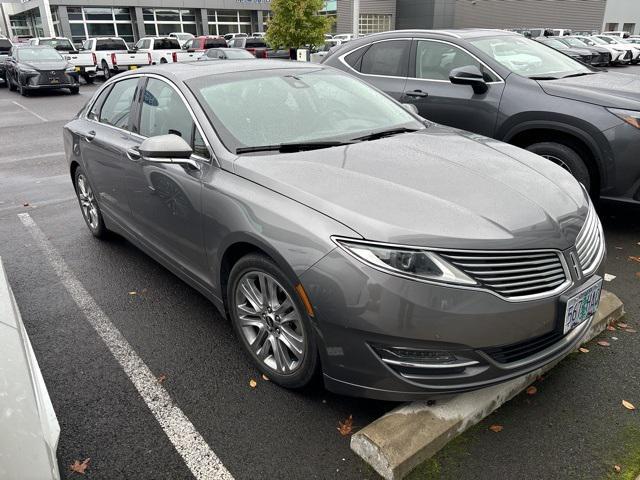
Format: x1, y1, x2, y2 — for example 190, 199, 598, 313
69, 86, 80, 94
160, 57, 167, 64
18, 81, 28, 96
7, 72, 16, 91
102, 61, 111, 80
0, 75, 5, 88
227, 254, 319, 389
526, 141, 591, 192
82, 74, 94, 84
74, 166, 108, 238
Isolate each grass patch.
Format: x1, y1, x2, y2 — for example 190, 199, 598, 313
405, 430, 472, 480
604, 425, 640, 480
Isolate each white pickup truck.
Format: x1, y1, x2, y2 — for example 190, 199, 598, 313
81, 37, 150, 79
28, 37, 97, 83
133, 37, 182, 65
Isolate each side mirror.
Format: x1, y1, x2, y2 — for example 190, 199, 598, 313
449, 65, 488, 94
402, 103, 419, 115
138, 134, 199, 169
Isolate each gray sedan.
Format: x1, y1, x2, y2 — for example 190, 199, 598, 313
64, 61, 604, 400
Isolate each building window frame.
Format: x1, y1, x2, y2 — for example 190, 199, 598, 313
206, 10, 253, 36
142, 8, 198, 36
67, 7, 135, 44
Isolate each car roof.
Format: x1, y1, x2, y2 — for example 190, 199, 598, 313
131, 59, 324, 82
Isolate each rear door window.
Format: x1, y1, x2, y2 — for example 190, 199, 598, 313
99, 78, 139, 130
154, 38, 181, 50
360, 40, 410, 77
96, 39, 128, 51
204, 38, 227, 48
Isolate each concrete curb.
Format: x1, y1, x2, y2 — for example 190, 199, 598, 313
351, 290, 625, 480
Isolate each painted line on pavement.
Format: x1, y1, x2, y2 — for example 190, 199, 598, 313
18, 212, 234, 480
9, 151, 66, 162
11, 101, 48, 122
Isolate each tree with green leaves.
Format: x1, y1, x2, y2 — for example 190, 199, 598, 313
265, 0, 333, 50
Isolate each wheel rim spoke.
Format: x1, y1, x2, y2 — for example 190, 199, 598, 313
240, 278, 263, 311
279, 325, 304, 357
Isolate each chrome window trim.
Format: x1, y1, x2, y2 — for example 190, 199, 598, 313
331, 235, 573, 303
338, 37, 504, 85
84, 72, 216, 165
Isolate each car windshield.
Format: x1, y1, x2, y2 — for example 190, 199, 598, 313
470, 35, 591, 78
540, 38, 567, 49
17, 47, 63, 62
0, 39, 11, 52
596, 36, 617, 44
155, 38, 181, 49
564, 38, 589, 48
187, 69, 422, 153
39, 38, 74, 51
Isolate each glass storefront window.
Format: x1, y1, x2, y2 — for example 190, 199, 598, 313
155, 10, 180, 22
157, 24, 182, 35
114, 8, 131, 21
145, 24, 157, 36
87, 23, 116, 36
67, 7, 83, 21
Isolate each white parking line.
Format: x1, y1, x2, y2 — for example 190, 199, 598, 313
11, 101, 48, 122
18, 212, 234, 480
1, 151, 65, 162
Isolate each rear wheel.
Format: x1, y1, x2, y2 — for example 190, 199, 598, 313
69, 86, 80, 95
82, 74, 94, 84
102, 61, 111, 80
228, 254, 318, 389
74, 167, 107, 238
160, 57, 167, 64
526, 141, 592, 193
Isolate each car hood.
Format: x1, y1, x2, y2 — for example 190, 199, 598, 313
561, 47, 591, 56
22, 60, 68, 70
538, 71, 640, 109
234, 126, 588, 250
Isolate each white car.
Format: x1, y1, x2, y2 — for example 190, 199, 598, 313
572, 35, 630, 64
169, 32, 194, 48
134, 36, 182, 64
601, 31, 630, 38
82, 37, 150, 79
252, 32, 266, 38
551, 28, 572, 36
0, 258, 61, 480
594, 35, 640, 64
28, 37, 97, 82
223, 32, 248, 46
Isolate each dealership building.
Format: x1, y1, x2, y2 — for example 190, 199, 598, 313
0, 0, 634, 45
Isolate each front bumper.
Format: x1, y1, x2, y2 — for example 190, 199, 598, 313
301, 247, 604, 401
20, 71, 79, 90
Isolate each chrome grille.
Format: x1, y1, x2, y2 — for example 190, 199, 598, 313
575, 206, 604, 276
440, 250, 569, 300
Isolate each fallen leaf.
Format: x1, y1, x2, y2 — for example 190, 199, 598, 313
488, 424, 503, 433
526, 386, 537, 395
607, 325, 617, 331
261, 374, 269, 381
625, 328, 637, 333
70, 458, 90, 475
629, 256, 640, 263
617, 322, 629, 329
622, 400, 636, 411
337, 415, 353, 436
249, 379, 257, 388
635, 272, 640, 279
597, 340, 610, 347
157, 373, 167, 384
614, 464, 622, 473
579, 347, 590, 353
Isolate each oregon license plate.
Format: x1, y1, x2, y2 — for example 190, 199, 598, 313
563, 279, 603, 334
129, 66, 138, 70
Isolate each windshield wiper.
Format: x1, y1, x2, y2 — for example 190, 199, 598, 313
528, 75, 560, 80
351, 127, 421, 142
236, 141, 352, 154
560, 72, 597, 79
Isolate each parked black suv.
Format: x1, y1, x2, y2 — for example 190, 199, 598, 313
323, 29, 640, 204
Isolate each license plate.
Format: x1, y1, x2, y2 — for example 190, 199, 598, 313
49, 78, 60, 84
129, 66, 138, 70
563, 279, 603, 334
74, 67, 81, 72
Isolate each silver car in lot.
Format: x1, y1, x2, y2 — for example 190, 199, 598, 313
63, 61, 605, 400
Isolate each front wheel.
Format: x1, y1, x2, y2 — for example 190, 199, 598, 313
74, 167, 107, 238
228, 254, 318, 389
526, 141, 592, 193
7, 72, 16, 91
69, 86, 80, 94
18, 81, 28, 96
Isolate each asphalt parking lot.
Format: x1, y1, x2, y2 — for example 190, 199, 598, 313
1, 66, 639, 480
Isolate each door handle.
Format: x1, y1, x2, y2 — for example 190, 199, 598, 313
405, 90, 428, 98
81, 130, 96, 142
126, 147, 141, 161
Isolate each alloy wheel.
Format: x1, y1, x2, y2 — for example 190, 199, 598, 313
234, 271, 305, 374
76, 174, 99, 230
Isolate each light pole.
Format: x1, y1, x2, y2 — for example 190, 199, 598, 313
352, 0, 359, 36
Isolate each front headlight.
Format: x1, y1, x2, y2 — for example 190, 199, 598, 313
334, 238, 477, 285
20, 68, 38, 75
608, 108, 640, 129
